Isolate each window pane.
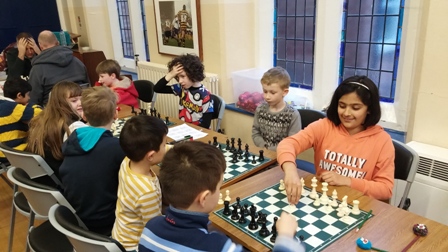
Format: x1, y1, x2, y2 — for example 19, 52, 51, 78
373, 0, 386, 15
295, 40, 304, 62
356, 43, 369, 69
358, 17, 372, 42
277, 38, 286, 60
371, 16, 385, 43
295, 17, 304, 39
381, 44, 395, 71
287, 0, 296, 16
387, 0, 400, 15
305, 17, 314, 40
379, 72, 393, 98
360, 0, 373, 15
345, 43, 357, 67
287, 17, 296, 39
384, 16, 398, 43
286, 40, 295, 61
277, 17, 287, 38
368, 44, 382, 70
296, 0, 305, 16
347, 0, 360, 14
346, 17, 359, 42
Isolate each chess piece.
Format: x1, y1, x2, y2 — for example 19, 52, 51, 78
238, 152, 243, 160
230, 138, 236, 152
237, 141, 243, 154
235, 197, 241, 209
157, 113, 161, 119
250, 204, 258, 218
352, 200, 361, 215
218, 193, 224, 205
337, 207, 345, 217
309, 177, 318, 199
331, 189, 339, 207
223, 201, 231, 215
208, 140, 212, 145
258, 150, 265, 161
270, 217, 278, 243
231, 205, 239, 220
320, 182, 329, 205
257, 211, 264, 224
225, 190, 231, 201
245, 143, 249, 152
279, 179, 285, 191
301, 177, 305, 195
238, 208, 247, 224
342, 207, 351, 222
165, 116, 169, 125
244, 152, 250, 162
259, 222, 270, 237
313, 197, 321, 207
326, 199, 334, 213
252, 155, 257, 164
243, 203, 250, 215
248, 213, 258, 230
213, 136, 218, 146
225, 139, 230, 150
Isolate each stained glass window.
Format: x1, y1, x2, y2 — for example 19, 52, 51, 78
274, 0, 317, 89
340, 0, 405, 102
116, 0, 134, 59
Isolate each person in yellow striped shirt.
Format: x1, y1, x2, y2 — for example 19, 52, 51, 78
112, 115, 168, 251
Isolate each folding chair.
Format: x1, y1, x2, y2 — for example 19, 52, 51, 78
49, 204, 126, 252
210, 94, 225, 132
7, 167, 77, 252
295, 109, 326, 174
0, 142, 63, 252
133, 80, 157, 111
393, 139, 419, 210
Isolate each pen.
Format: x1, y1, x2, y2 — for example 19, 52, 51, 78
356, 210, 372, 232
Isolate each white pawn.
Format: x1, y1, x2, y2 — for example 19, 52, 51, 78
320, 182, 329, 204
337, 207, 345, 217
342, 207, 351, 222
326, 199, 334, 213
352, 200, 361, 215
279, 179, 285, 191
309, 177, 318, 199
218, 193, 224, 204
225, 190, 231, 201
331, 189, 339, 207
313, 197, 321, 207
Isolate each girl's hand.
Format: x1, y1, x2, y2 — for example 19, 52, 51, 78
283, 162, 302, 204
320, 171, 351, 186
17, 38, 28, 59
28, 37, 41, 55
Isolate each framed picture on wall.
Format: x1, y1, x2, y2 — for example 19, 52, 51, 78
153, 0, 203, 59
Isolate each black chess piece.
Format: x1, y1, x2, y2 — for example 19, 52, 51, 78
299, 235, 305, 242
231, 152, 238, 163
225, 139, 230, 150
231, 205, 239, 220
235, 197, 241, 209
244, 152, 250, 162
223, 201, 231, 216
238, 209, 247, 224
243, 203, 250, 215
237, 143, 243, 154
213, 136, 218, 146
245, 143, 249, 152
131, 106, 138, 116
250, 204, 258, 218
208, 140, 212, 145
252, 155, 257, 164
257, 211, 264, 224
259, 150, 265, 161
238, 152, 243, 160
157, 113, 161, 119
231, 138, 236, 152
259, 222, 270, 237
248, 213, 258, 230
270, 217, 278, 243
165, 116, 169, 124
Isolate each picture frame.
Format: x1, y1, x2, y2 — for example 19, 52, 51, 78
153, 0, 203, 59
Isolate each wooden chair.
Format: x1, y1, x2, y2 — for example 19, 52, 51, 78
295, 109, 326, 174
49, 204, 126, 252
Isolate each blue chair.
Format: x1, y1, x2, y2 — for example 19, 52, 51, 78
295, 109, 326, 173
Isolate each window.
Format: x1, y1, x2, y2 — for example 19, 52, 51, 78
116, 0, 134, 59
340, 0, 405, 102
274, 0, 317, 89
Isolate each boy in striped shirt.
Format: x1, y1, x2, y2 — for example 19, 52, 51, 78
112, 115, 168, 251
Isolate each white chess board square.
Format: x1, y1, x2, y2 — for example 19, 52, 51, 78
341, 216, 357, 225
301, 205, 316, 214
301, 214, 318, 225
264, 196, 281, 204
322, 225, 341, 236
223, 174, 233, 179
300, 197, 313, 205
235, 167, 248, 173
265, 204, 280, 214
264, 188, 279, 196
302, 224, 321, 236
320, 215, 337, 225
305, 236, 325, 247
248, 196, 262, 204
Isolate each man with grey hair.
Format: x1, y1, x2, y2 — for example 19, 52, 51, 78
29, 30, 89, 106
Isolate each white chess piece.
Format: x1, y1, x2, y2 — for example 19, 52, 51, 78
342, 207, 351, 222
331, 189, 339, 207
218, 193, 224, 205
351, 200, 361, 215
301, 177, 305, 195
320, 182, 329, 204
279, 179, 285, 191
337, 207, 345, 217
326, 199, 334, 213
313, 197, 321, 207
309, 177, 318, 199
225, 190, 231, 201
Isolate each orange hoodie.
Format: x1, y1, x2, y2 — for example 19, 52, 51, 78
277, 118, 394, 200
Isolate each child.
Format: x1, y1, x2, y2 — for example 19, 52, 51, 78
252, 67, 301, 150
153, 54, 213, 128
112, 115, 168, 251
0, 78, 42, 162
139, 141, 305, 252
26, 81, 84, 177
95, 59, 139, 108
6, 32, 41, 81
59, 86, 125, 235
277, 76, 394, 204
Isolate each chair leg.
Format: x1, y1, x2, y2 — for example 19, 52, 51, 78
7, 184, 18, 252
25, 211, 35, 252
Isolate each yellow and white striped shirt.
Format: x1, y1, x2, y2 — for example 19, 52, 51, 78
112, 157, 162, 251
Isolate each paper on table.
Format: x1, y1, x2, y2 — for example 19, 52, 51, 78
168, 123, 208, 141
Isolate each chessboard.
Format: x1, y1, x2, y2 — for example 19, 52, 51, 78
213, 138, 271, 183
214, 184, 372, 252
111, 116, 175, 137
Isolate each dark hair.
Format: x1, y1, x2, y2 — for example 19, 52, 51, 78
16, 32, 32, 41
3, 78, 32, 99
167, 54, 205, 83
120, 115, 168, 161
327, 75, 381, 128
159, 141, 226, 209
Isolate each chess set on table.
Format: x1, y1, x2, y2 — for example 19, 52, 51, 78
209, 137, 271, 183
112, 108, 175, 137
214, 181, 372, 252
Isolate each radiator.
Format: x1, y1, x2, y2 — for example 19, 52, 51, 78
391, 141, 448, 225
137, 61, 220, 129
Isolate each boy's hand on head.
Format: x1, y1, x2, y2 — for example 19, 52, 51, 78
166, 64, 184, 81
17, 38, 28, 59
277, 212, 298, 237
28, 37, 41, 54
283, 162, 302, 204
320, 171, 351, 187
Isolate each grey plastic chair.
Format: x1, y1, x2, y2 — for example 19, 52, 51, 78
393, 139, 419, 210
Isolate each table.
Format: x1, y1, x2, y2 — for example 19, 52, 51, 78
210, 168, 448, 251
117, 105, 277, 188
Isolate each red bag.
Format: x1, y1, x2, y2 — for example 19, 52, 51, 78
0, 42, 17, 72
